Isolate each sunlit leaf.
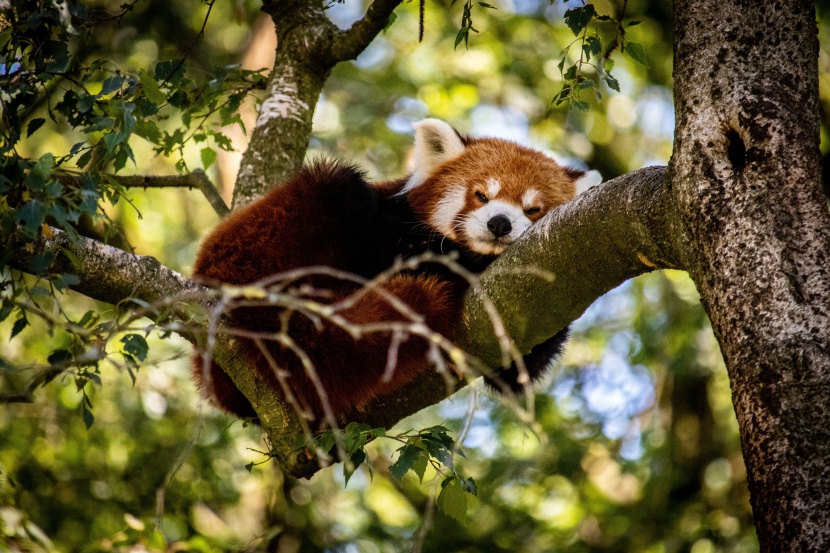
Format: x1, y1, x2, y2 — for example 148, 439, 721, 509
437, 477, 467, 523
625, 41, 650, 67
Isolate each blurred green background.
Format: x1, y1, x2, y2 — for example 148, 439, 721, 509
3, 0, 830, 550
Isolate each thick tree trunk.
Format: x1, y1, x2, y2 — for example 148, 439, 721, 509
671, 0, 830, 548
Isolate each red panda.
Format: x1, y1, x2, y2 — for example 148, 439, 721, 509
192, 119, 583, 423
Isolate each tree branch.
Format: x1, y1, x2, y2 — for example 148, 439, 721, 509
9, 227, 202, 305
292, 165, 691, 477
670, 1, 830, 547
4, 166, 690, 479
234, 0, 403, 208
459, 165, 688, 367
331, 0, 403, 62
4, 227, 308, 473
56, 169, 230, 218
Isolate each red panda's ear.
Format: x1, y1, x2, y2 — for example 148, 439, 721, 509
405, 119, 467, 191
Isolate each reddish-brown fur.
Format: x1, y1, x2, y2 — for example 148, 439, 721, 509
406, 138, 576, 226
192, 126, 582, 424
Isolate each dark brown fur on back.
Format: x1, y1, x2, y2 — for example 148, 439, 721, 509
192, 162, 467, 422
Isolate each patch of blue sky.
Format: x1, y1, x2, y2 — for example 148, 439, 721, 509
324, 0, 363, 29
386, 97, 429, 134
637, 86, 674, 140
470, 104, 530, 143
572, 281, 636, 330
353, 37, 393, 71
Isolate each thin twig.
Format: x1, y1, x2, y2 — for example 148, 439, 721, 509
55, 169, 230, 217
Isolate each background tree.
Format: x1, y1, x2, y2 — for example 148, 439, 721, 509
1, 0, 829, 551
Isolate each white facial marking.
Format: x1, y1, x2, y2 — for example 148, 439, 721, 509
486, 178, 501, 199
461, 199, 533, 255
430, 185, 467, 239
521, 189, 540, 209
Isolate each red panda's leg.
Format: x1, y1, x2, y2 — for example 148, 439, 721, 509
191, 354, 258, 420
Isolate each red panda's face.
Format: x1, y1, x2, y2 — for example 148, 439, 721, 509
402, 120, 583, 256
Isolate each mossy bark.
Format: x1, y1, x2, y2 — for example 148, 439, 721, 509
232, 0, 402, 209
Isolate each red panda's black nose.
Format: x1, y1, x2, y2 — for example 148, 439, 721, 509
487, 215, 512, 238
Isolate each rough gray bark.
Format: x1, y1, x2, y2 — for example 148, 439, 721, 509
232, 0, 402, 209
670, 0, 830, 548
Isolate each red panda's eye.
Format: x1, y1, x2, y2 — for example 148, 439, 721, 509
525, 207, 541, 215
475, 192, 488, 203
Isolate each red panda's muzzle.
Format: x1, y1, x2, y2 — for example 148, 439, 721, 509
487, 215, 512, 238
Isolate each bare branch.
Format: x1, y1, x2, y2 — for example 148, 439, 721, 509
56, 169, 230, 218
113, 170, 229, 218
331, 0, 404, 63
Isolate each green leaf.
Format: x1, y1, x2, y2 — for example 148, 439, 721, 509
389, 444, 426, 483
134, 119, 161, 144
77, 310, 99, 328
605, 74, 621, 92
138, 69, 166, 104
576, 79, 596, 91
11, 315, 28, 339
574, 100, 590, 111
437, 477, 467, 524
460, 476, 478, 496
52, 273, 80, 292
317, 431, 336, 454
76, 150, 93, 169
0, 303, 13, 323
28, 251, 55, 275
382, 11, 397, 33
625, 41, 650, 68
478, 2, 496, 8
563, 4, 596, 36
200, 147, 217, 170
564, 65, 577, 81
344, 448, 366, 486
27, 118, 46, 137
82, 400, 95, 430
411, 451, 428, 483
103, 131, 129, 153
31, 153, 55, 185
85, 372, 102, 387
15, 200, 45, 238
627, 20, 643, 26
154, 60, 186, 87
121, 334, 149, 362
454, 28, 468, 49
424, 439, 454, 470
99, 75, 125, 96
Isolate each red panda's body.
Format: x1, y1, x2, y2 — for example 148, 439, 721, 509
192, 120, 582, 423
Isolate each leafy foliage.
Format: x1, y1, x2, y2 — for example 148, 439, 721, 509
0, 0, 266, 428
550, 2, 649, 111
298, 424, 479, 523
